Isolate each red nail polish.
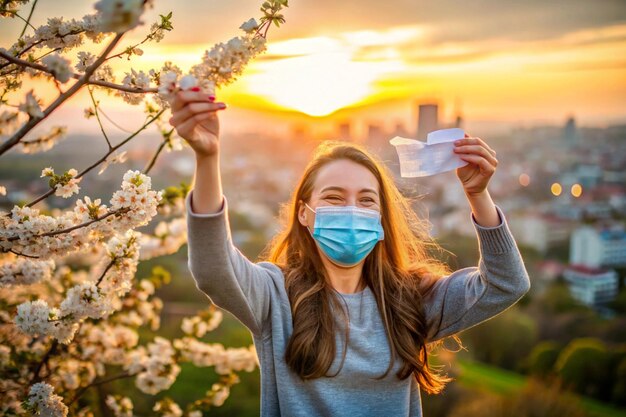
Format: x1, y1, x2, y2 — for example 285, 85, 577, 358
191, 86, 200, 91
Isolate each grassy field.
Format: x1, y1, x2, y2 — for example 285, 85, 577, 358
455, 359, 626, 417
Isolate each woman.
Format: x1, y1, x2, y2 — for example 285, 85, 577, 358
169, 88, 531, 417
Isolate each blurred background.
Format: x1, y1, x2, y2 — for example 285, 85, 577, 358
1, 1, 626, 416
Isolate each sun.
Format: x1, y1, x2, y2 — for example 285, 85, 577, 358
242, 37, 404, 117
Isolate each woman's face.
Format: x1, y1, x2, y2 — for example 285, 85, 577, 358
298, 158, 381, 232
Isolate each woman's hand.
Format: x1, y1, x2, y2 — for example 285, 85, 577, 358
168, 88, 227, 159
453, 133, 498, 196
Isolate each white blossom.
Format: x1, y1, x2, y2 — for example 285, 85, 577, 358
153, 398, 182, 417
94, 0, 145, 33
0, 344, 10, 367
81, 323, 139, 366
157, 71, 178, 102
54, 168, 82, 198
178, 74, 198, 90
42, 53, 73, 83
75, 51, 96, 72
22, 126, 68, 154
139, 217, 187, 260
0, 257, 55, 287
73, 196, 108, 223
34, 16, 84, 50
240, 18, 259, 34
91, 64, 115, 83
211, 383, 230, 407
60, 282, 113, 320
26, 382, 68, 417
98, 150, 128, 175
19, 90, 44, 118
149, 21, 166, 42
53, 358, 97, 390
128, 337, 180, 394
0, 2, 290, 413
14, 299, 53, 336
181, 309, 223, 338
0, 169, 162, 261
0, 110, 19, 135
106, 394, 134, 417
173, 337, 258, 374
116, 68, 151, 104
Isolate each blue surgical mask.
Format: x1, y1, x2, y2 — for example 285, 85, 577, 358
305, 202, 384, 267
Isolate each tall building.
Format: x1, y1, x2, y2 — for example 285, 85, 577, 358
416, 103, 438, 140
563, 115, 579, 145
563, 264, 619, 308
365, 122, 386, 155
337, 121, 351, 141
454, 115, 463, 128
570, 224, 626, 268
391, 121, 410, 138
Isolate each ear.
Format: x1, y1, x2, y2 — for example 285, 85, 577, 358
297, 200, 308, 227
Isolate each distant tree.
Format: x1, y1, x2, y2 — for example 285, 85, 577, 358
461, 307, 538, 372
526, 340, 561, 378
447, 376, 589, 417
539, 281, 591, 314
555, 338, 612, 400
608, 287, 626, 314
0, 0, 289, 415
611, 357, 626, 406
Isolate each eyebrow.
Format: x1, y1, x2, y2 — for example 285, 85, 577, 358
319, 186, 379, 196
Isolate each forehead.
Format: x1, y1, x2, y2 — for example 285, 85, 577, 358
312, 159, 379, 195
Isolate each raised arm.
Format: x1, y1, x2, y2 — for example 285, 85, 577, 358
184, 189, 274, 338
169, 90, 273, 338
422, 204, 531, 343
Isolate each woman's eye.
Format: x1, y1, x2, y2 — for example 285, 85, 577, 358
326, 196, 342, 201
361, 198, 375, 203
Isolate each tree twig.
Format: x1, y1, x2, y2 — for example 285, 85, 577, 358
8, 108, 165, 211
18, 0, 39, 39
0, 49, 159, 94
67, 371, 134, 407
28, 339, 58, 386
0, 32, 125, 156
87, 86, 113, 149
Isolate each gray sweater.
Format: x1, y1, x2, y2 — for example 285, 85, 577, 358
184, 189, 531, 417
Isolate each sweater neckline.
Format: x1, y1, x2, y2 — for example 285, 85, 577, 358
335, 285, 371, 298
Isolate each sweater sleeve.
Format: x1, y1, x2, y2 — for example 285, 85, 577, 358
184, 189, 273, 338
423, 204, 531, 343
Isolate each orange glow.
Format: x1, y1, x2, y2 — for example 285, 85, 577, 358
519, 173, 530, 186
571, 183, 583, 197
2, 14, 624, 125
551, 183, 562, 196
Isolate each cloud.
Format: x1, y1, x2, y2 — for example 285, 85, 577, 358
4, 0, 624, 47
286, 0, 626, 44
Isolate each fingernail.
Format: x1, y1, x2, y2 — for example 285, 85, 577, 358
191, 86, 200, 92
454, 140, 461, 144
209, 96, 216, 102
218, 103, 226, 109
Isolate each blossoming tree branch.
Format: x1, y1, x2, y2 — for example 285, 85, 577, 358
0, 0, 288, 415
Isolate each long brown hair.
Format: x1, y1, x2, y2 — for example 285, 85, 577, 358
261, 140, 461, 394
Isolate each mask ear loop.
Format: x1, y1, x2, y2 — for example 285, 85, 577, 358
303, 202, 315, 236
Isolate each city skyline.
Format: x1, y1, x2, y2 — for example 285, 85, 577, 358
1, 0, 625, 139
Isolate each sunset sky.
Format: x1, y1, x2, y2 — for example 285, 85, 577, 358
1, 0, 626, 140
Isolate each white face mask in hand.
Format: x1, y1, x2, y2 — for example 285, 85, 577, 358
389, 128, 469, 177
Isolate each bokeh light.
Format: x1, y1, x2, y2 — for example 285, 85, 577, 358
519, 173, 530, 187
571, 183, 583, 197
